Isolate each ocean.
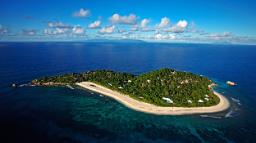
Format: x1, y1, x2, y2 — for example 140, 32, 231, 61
0, 42, 256, 143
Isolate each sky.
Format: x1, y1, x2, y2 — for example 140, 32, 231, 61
0, 0, 256, 44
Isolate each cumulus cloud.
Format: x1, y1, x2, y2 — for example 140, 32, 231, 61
177, 20, 188, 28
54, 28, 66, 34
166, 20, 188, 33
157, 17, 170, 28
43, 21, 76, 36
43, 21, 86, 37
72, 25, 85, 35
44, 28, 66, 35
155, 33, 166, 40
88, 20, 101, 29
166, 26, 185, 33
22, 29, 37, 36
140, 19, 150, 28
74, 8, 90, 18
48, 22, 73, 29
154, 33, 176, 40
127, 19, 152, 32
99, 25, 115, 34
109, 14, 137, 25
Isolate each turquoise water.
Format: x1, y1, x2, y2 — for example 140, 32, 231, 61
0, 42, 256, 142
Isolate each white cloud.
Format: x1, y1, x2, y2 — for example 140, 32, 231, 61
44, 27, 70, 35
155, 33, 165, 40
47, 22, 72, 29
44, 21, 75, 36
55, 28, 66, 34
72, 25, 85, 34
140, 19, 150, 28
44, 26, 85, 36
157, 17, 170, 28
43, 22, 86, 37
166, 20, 188, 33
109, 14, 137, 25
177, 20, 188, 28
74, 8, 90, 18
169, 34, 176, 40
44, 28, 66, 35
22, 29, 37, 36
166, 26, 185, 33
207, 32, 232, 40
48, 22, 54, 28
44, 29, 52, 35
154, 33, 176, 40
88, 20, 101, 29
99, 25, 115, 34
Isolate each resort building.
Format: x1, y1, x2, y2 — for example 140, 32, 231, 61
162, 97, 174, 104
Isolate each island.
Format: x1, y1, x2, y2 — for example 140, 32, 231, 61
32, 68, 230, 115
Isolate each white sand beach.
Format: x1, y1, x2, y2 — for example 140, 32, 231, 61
76, 82, 230, 115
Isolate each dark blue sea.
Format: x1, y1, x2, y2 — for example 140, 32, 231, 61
0, 42, 256, 143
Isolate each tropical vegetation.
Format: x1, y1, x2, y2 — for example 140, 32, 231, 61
32, 68, 220, 107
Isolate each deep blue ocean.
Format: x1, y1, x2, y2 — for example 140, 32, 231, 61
0, 42, 256, 143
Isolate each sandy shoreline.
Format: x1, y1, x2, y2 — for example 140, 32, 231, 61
76, 82, 230, 115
